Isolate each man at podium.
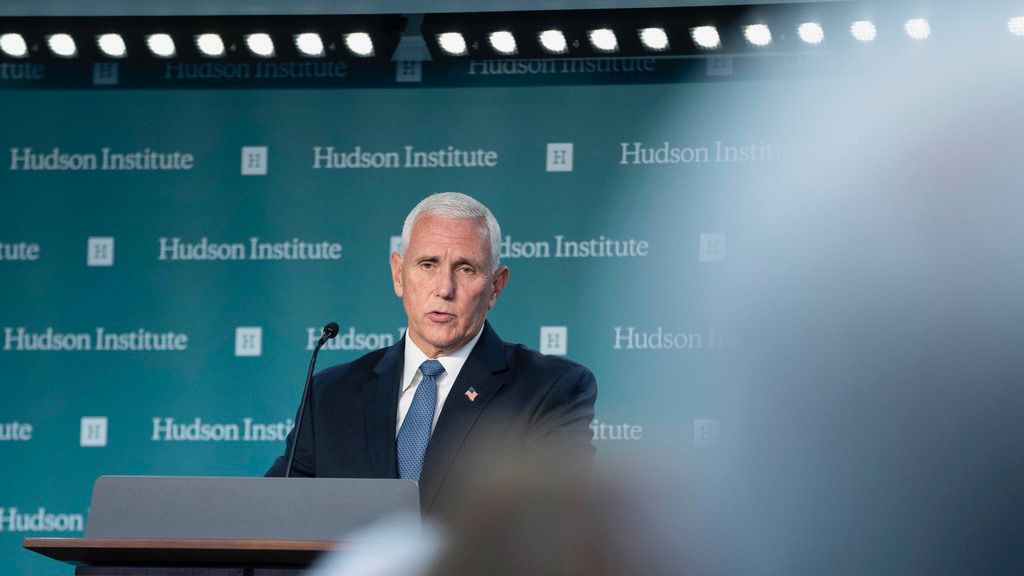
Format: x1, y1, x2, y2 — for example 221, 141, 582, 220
267, 192, 597, 523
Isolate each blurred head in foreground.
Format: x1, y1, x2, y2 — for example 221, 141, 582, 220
424, 449, 689, 576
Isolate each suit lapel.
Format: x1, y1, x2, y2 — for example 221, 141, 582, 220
364, 338, 404, 478
419, 322, 508, 511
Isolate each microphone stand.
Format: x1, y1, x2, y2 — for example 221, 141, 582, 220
285, 322, 338, 478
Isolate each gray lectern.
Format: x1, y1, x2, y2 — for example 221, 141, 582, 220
24, 476, 420, 576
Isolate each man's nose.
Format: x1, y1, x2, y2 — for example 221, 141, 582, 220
434, 269, 455, 299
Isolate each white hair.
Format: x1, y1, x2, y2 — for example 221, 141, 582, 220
400, 192, 502, 272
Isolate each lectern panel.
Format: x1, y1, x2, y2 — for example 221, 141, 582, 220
85, 476, 419, 541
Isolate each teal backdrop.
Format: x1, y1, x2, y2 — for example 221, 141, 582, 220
2, 45, 1023, 575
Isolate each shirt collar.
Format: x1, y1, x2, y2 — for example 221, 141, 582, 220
401, 325, 485, 393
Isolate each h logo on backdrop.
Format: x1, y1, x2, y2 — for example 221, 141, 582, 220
80, 417, 108, 447
87, 237, 115, 267
693, 419, 720, 447
699, 233, 726, 262
707, 57, 734, 77
235, 327, 263, 357
395, 61, 422, 83
92, 63, 118, 86
546, 143, 574, 172
240, 146, 268, 175
539, 326, 568, 356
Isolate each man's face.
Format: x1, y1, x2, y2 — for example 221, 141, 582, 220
391, 214, 509, 358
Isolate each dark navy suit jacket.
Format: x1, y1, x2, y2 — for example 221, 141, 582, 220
266, 321, 597, 522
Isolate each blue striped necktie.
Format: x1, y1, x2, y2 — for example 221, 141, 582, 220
397, 359, 445, 480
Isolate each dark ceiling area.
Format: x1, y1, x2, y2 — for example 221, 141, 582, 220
0, 0, 849, 17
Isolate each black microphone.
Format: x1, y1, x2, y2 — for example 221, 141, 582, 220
320, 321, 339, 344
285, 322, 339, 478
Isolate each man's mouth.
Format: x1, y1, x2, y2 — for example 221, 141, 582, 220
427, 311, 455, 322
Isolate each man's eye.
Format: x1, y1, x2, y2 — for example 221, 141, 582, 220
420, 261, 436, 269
458, 265, 475, 274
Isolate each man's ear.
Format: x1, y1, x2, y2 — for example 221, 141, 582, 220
390, 252, 404, 298
488, 266, 510, 309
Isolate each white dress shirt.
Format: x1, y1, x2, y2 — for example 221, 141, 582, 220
396, 326, 484, 435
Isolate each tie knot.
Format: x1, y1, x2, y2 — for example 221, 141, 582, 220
419, 359, 445, 380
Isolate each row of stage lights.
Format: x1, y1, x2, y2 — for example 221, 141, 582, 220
0, 15, 406, 61
430, 15, 1024, 57
2, 10, 1024, 61
0, 31, 379, 59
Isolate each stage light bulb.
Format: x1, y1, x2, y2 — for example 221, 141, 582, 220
146, 34, 176, 58
588, 28, 618, 52
1010, 16, 1024, 37
904, 19, 930, 40
851, 21, 877, 42
246, 33, 275, 57
798, 22, 825, 45
0, 33, 28, 57
47, 34, 77, 57
437, 32, 467, 56
639, 27, 669, 51
744, 24, 772, 47
196, 34, 225, 57
295, 33, 324, 56
97, 33, 126, 57
488, 30, 517, 55
690, 26, 721, 49
538, 29, 568, 54
345, 32, 374, 56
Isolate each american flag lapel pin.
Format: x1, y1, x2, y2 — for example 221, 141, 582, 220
464, 387, 478, 402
